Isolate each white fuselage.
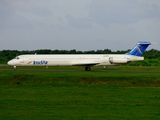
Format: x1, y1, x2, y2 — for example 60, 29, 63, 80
7, 54, 144, 67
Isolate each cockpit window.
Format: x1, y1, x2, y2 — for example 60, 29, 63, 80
14, 56, 19, 59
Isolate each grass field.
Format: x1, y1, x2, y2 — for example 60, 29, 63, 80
0, 66, 160, 120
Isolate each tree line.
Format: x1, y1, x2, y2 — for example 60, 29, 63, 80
0, 49, 160, 65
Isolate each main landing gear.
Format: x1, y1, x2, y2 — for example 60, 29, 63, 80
85, 66, 91, 71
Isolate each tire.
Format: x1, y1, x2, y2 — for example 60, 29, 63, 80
85, 66, 91, 71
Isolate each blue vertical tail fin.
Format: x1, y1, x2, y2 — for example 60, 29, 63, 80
127, 42, 151, 56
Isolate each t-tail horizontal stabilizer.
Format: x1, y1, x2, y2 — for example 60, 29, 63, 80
127, 41, 151, 56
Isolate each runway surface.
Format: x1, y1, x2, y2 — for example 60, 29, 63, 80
1, 69, 160, 73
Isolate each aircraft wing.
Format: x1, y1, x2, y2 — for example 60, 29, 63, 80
72, 62, 100, 66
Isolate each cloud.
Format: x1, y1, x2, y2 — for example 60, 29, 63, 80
0, 0, 53, 29
0, 0, 160, 51
1, 12, 33, 29
66, 15, 92, 28
89, 0, 160, 26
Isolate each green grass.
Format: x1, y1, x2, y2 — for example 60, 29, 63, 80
0, 66, 160, 120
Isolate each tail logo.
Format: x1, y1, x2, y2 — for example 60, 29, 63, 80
137, 46, 143, 55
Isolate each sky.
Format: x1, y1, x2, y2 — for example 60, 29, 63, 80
0, 0, 160, 51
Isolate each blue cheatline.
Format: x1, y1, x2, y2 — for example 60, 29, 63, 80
126, 41, 151, 56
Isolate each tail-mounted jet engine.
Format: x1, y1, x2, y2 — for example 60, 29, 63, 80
109, 57, 131, 64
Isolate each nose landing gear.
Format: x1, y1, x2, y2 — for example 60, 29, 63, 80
14, 66, 17, 70
85, 66, 91, 71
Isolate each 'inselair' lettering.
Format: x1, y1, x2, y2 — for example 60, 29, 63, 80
33, 60, 48, 65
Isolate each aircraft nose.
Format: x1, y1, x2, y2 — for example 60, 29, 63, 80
7, 60, 14, 65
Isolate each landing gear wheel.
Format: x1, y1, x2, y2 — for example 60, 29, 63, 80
85, 66, 91, 71
14, 66, 17, 70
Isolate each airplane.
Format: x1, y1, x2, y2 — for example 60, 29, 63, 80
7, 41, 151, 71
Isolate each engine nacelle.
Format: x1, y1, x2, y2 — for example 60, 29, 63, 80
109, 57, 131, 64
